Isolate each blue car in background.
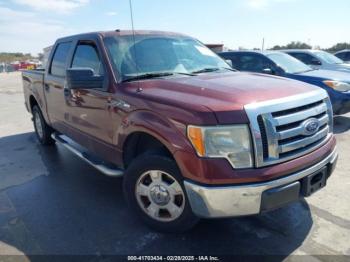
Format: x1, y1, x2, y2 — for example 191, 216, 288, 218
219, 51, 350, 115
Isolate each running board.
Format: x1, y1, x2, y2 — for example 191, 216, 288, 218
51, 133, 123, 177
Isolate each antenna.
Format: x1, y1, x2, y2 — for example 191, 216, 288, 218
129, 0, 136, 37
128, 0, 142, 91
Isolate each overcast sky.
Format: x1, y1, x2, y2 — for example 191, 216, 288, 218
0, 0, 349, 55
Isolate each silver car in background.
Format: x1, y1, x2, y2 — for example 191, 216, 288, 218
334, 50, 350, 63
282, 49, 350, 72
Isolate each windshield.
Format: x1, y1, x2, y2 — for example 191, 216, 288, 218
313, 51, 343, 64
266, 52, 312, 74
104, 35, 230, 81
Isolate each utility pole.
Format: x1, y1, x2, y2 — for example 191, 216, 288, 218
262, 38, 265, 51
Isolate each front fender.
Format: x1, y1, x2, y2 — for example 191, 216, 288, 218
115, 109, 194, 155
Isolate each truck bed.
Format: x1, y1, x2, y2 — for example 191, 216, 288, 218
22, 69, 46, 114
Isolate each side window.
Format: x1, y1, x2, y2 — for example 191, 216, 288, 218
71, 43, 104, 75
346, 52, 350, 61
50, 42, 72, 77
220, 55, 241, 70
238, 54, 272, 73
289, 53, 317, 65
336, 52, 346, 60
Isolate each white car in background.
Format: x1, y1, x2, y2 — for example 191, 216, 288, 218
282, 49, 350, 72
335, 50, 350, 63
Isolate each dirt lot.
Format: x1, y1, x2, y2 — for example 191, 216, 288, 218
0, 72, 349, 260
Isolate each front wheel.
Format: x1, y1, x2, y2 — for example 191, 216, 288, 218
123, 154, 199, 232
32, 105, 55, 146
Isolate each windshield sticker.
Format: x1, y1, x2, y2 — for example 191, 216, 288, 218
195, 45, 216, 57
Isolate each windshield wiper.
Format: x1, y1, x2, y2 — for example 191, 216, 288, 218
191, 68, 221, 74
191, 67, 236, 74
122, 72, 174, 82
122, 72, 195, 82
221, 67, 237, 72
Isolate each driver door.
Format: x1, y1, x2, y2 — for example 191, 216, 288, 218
65, 39, 114, 153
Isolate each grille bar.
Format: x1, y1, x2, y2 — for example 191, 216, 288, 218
273, 103, 327, 126
277, 113, 328, 140
278, 126, 329, 154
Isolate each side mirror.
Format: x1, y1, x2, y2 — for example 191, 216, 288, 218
262, 68, 274, 75
66, 68, 104, 89
225, 59, 233, 67
309, 59, 322, 66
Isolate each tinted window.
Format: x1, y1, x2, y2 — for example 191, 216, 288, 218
237, 54, 273, 73
335, 52, 346, 60
288, 53, 316, 65
220, 54, 242, 70
72, 43, 104, 75
50, 42, 72, 76
346, 52, 350, 61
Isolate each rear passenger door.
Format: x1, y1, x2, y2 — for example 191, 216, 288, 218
45, 41, 73, 132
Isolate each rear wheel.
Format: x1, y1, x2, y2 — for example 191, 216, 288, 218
32, 105, 55, 146
123, 154, 199, 232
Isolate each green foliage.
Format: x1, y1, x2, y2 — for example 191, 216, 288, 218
0, 52, 34, 63
325, 43, 350, 53
270, 41, 312, 50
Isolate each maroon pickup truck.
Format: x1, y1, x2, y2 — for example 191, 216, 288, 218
22, 30, 338, 232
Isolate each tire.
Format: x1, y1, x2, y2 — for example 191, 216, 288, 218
123, 154, 199, 232
32, 105, 55, 146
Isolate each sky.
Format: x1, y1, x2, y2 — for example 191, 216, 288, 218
0, 0, 349, 55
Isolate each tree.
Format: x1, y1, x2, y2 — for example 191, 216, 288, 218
325, 43, 350, 53
270, 41, 311, 50
37, 53, 44, 61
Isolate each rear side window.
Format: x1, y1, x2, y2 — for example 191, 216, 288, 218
335, 52, 346, 60
220, 54, 242, 70
50, 42, 72, 77
237, 54, 272, 72
71, 43, 104, 75
288, 53, 316, 65
346, 52, 350, 61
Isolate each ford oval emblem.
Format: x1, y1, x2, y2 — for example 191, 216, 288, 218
302, 118, 320, 136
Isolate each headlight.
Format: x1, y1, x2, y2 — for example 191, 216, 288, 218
187, 125, 253, 169
323, 80, 350, 92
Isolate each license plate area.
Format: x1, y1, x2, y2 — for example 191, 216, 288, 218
301, 167, 327, 197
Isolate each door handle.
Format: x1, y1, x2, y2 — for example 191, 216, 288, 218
44, 84, 50, 91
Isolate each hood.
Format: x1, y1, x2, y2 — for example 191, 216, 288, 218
298, 69, 350, 82
132, 72, 320, 124
330, 63, 350, 72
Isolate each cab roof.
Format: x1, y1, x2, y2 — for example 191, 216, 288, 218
56, 30, 189, 42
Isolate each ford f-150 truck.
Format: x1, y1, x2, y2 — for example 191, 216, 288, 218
22, 30, 338, 232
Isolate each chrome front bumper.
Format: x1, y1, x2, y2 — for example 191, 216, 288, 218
184, 148, 338, 218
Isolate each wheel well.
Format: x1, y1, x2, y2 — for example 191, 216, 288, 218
29, 95, 38, 111
123, 132, 173, 168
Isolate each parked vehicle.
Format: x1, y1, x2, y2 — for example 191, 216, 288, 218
12, 61, 37, 70
219, 51, 350, 115
282, 49, 350, 72
22, 30, 337, 232
334, 50, 350, 63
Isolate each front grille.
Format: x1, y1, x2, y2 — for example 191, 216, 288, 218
244, 90, 333, 167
